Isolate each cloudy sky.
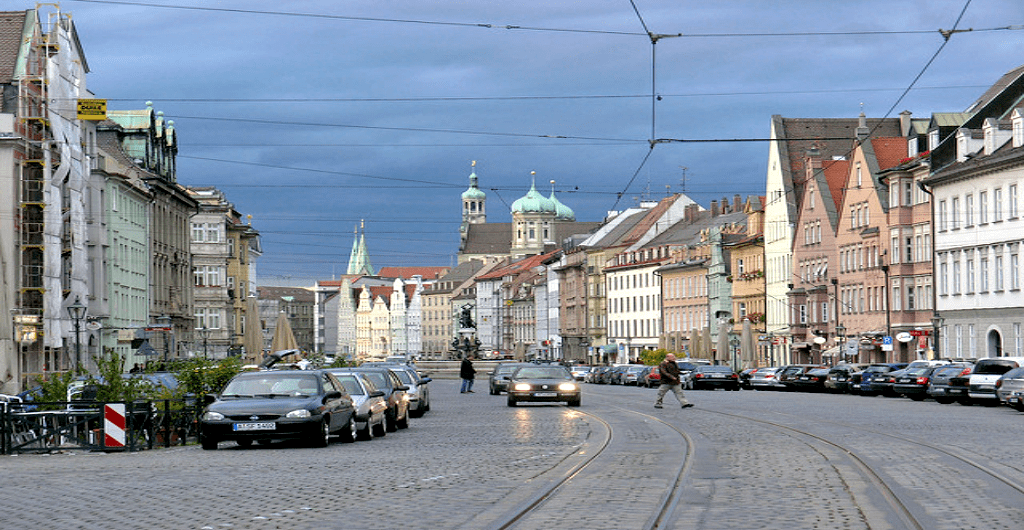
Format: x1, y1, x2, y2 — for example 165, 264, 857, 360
55, 0, 1022, 280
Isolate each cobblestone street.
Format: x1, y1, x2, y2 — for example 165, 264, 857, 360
4, 380, 1024, 529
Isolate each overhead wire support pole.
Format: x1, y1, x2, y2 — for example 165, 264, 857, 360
646, 32, 683, 143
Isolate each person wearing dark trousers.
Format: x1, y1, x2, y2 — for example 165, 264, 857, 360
654, 353, 693, 409
460, 356, 477, 393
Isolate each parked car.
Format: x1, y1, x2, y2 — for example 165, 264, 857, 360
968, 357, 1024, 404
776, 365, 827, 390
995, 366, 1024, 405
608, 365, 631, 385
691, 365, 740, 390
506, 365, 581, 407
596, 366, 616, 384
345, 367, 410, 432
328, 371, 389, 440
857, 363, 907, 395
378, 364, 432, 418
569, 365, 590, 381
489, 362, 529, 394
825, 364, 869, 393
640, 365, 661, 388
1005, 390, 1024, 412
675, 361, 702, 390
199, 369, 357, 450
787, 367, 831, 392
748, 367, 786, 390
926, 363, 974, 404
893, 366, 944, 400
622, 365, 648, 386
869, 367, 909, 397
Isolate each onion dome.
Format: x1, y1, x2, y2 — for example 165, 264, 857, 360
511, 173, 556, 214
549, 192, 576, 221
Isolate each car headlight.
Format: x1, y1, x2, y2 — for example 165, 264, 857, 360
286, 409, 312, 419
513, 383, 532, 391
558, 383, 578, 391
202, 411, 224, 421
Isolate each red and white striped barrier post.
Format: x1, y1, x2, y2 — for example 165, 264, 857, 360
104, 403, 126, 450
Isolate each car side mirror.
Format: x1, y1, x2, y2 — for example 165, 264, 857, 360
324, 390, 342, 402
420, 377, 432, 383
396, 385, 409, 392
203, 393, 217, 406
370, 390, 386, 398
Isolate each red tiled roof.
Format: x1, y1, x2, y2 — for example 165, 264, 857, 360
377, 266, 450, 280
822, 158, 850, 212
476, 250, 560, 281
871, 137, 908, 172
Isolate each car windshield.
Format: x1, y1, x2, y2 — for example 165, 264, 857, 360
222, 373, 319, 398
497, 364, 522, 375
390, 370, 414, 384
904, 367, 930, 376
361, 372, 389, 389
332, 374, 365, 395
515, 367, 570, 379
933, 366, 964, 378
701, 366, 733, 373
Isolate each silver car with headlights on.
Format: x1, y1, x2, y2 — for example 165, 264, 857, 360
506, 364, 581, 407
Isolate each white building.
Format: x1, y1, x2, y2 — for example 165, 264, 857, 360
926, 65, 1024, 359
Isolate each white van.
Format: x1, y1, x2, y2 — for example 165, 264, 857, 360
967, 357, 1024, 402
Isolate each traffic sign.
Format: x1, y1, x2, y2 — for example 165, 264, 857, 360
882, 335, 893, 351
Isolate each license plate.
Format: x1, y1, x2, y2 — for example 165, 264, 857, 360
712, 374, 724, 378
233, 422, 275, 431
837, 377, 847, 381
898, 378, 911, 383
533, 392, 557, 397
800, 376, 809, 380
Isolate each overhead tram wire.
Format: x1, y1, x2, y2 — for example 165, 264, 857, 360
68, 1, 1022, 38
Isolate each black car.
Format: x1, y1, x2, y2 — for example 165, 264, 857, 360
199, 370, 356, 450
893, 366, 943, 400
345, 367, 410, 432
489, 362, 529, 394
776, 364, 827, 390
788, 367, 831, 392
691, 365, 740, 390
927, 364, 974, 404
506, 365, 581, 407
858, 363, 908, 395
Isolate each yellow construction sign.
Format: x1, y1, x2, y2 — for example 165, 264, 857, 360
76, 99, 107, 120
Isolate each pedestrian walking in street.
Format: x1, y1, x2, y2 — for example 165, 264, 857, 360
460, 356, 477, 393
654, 353, 693, 409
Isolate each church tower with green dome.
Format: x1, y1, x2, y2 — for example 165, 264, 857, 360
460, 161, 487, 245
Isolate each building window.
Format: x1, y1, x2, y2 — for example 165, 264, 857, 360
1010, 184, 1019, 218
979, 191, 988, 224
995, 188, 1003, 221
938, 200, 948, 231
966, 255, 975, 293
965, 193, 974, 226
996, 254, 1004, 291
951, 197, 960, 229
1013, 250, 1020, 290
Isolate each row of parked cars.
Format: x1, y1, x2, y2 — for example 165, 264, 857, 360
578, 361, 743, 391
198, 362, 432, 450
566, 356, 1024, 412
741, 356, 1024, 410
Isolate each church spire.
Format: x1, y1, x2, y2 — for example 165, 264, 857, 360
346, 220, 374, 276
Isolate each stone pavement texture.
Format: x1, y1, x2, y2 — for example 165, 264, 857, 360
4, 379, 1024, 529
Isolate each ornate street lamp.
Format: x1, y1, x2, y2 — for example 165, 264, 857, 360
930, 314, 944, 360
197, 326, 212, 359
66, 298, 87, 373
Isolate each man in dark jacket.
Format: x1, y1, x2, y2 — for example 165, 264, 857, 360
655, 353, 693, 409
460, 356, 477, 393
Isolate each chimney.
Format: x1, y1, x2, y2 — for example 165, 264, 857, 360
806, 146, 822, 170
733, 194, 742, 212
710, 200, 719, 216
721, 197, 729, 214
899, 110, 913, 138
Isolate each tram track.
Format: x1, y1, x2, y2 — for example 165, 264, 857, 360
485, 401, 694, 530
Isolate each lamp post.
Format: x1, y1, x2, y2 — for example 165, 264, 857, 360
67, 298, 87, 373
930, 314, 944, 360
157, 314, 172, 364
835, 324, 846, 362
730, 336, 740, 372
197, 326, 212, 359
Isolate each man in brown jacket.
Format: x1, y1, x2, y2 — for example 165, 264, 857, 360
654, 353, 693, 409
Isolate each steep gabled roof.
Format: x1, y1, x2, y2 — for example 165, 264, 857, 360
475, 250, 559, 282
0, 10, 30, 84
